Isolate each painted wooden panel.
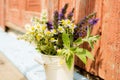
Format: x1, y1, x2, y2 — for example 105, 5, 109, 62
47, 0, 59, 20
101, 0, 120, 80
6, 0, 21, 26
26, 0, 41, 12
0, 0, 5, 30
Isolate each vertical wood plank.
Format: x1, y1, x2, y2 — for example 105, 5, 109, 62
74, 0, 104, 79
0, 0, 5, 30
47, 0, 59, 21
101, 0, 120, 80
85, 0, 104, 78
75, 0, 86, 23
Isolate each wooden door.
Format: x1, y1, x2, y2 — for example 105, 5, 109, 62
5, 0, 23, 31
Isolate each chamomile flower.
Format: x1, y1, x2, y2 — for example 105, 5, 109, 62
51, 29, 57, 34
50, 38, 56, 42
44, 29, 52, 36
58, 26, 65, 33
25, 24, 35, 33
60, 19, 71, 27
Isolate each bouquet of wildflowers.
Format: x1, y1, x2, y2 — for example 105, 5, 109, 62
18, 4, 99, 69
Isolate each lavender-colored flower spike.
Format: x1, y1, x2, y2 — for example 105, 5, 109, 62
89, 18, 99, 25
67, 8, 74, 20
59, 3, 68, 20
61, 3, 68, 14
58, 13, 64, 20
53, 10, 59, 29
47, 22, 53, 30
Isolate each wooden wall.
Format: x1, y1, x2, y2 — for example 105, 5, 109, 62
0, 0, 120, 80
0, 0, 5, 30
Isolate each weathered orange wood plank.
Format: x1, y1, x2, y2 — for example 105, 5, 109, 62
101, 0, 120, 80
0, 0, 5, 30
47, 0, 59, 20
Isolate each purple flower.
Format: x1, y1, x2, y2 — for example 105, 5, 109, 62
47, 22, 53, 30
61, 8, 64, 13
89, 18, 99, 25
58, 13, 64, 20
68, 12, 73, 16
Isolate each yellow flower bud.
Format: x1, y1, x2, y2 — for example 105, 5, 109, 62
31, 26, 35, 31
42, 26, 46, 30
58, 26, 64, 33
36, 34, 41, 41
46, 31, 51, 35
50, 38, 56, 42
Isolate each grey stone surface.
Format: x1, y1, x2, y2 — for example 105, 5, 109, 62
0, 30, 88, 80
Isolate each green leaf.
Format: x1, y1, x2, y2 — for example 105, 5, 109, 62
62, 32, 70, 48
84, 49, 94, 60
75, 48, 94, 64
74, 37, 83, 46
66, 54, 74, 70
89, 35, 100, 42
87, 35, 100, 49
76, 52, 87, 64
88, 41, 94, 49
75, 48, 87, 64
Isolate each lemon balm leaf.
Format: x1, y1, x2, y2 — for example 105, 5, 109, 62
62, 32, 70, 48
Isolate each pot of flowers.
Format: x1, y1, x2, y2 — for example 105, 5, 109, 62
18, 3, 99, 80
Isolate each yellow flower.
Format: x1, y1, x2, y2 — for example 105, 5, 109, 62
50, 38, 56, 42
58, 26, 64, 33
45, 30, 51, 36
61, 19, 71, 27
36, 25, 40, 29
30, 32, 34, 34
42, 26, 46, 30
51, 29, 57, 34
36, 34, 41, 41
31, 26, 35, 31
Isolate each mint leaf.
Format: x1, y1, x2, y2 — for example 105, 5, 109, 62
75, 48, 87, 64
84, 49, 94, 60
76, 52, 87, 64
62, 32, 70, 48
74, 37, 83, 46
75, 48, 94, 64
66, 54, 74, 70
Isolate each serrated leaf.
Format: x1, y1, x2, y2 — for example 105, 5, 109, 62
76, 52, 87, 64
88, 41, 94, 49
74, 37, 83, 45
62, 32, 70, 48
84, 49, 94, 60
75, 48, 86, 64
89, 35, 100, 42
75, 48, 94, 64
66, 54, 74, 70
